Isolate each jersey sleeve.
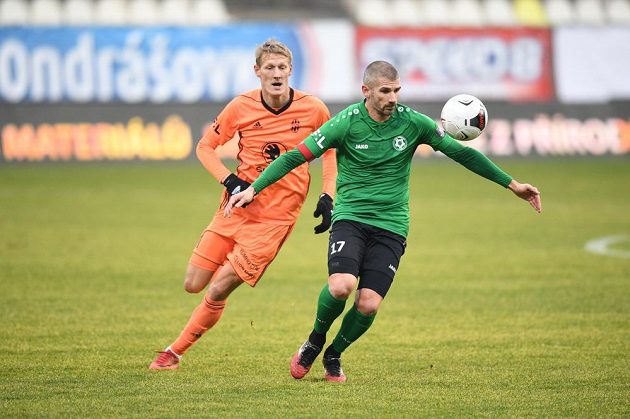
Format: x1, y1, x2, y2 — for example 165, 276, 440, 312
417, 114, 513, 188
251, 103, 342, 195
250, 148, 307, 193
314, 97, 332, 127
251, 144, 338, 197
296, 111, 347, 161
196, 99, 241, 183
313, 98, 336, 198
321, 149, 337, 198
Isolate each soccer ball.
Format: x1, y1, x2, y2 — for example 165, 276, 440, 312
440, 94, 488, 141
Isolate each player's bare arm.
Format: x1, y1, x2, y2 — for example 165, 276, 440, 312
508, 179, 542, 213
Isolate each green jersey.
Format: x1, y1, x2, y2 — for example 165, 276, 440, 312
252, 100, 512, 237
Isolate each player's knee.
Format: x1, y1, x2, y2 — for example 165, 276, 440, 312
184, 265, 214, 294
328, 274, 356, 299
355, 289, 383, 315
355, 299, 380, 316
183, 279, 204, 294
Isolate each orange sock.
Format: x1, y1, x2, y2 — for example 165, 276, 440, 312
170, 295, 226, 356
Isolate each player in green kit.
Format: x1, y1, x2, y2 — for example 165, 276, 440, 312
225, 61, 542, 382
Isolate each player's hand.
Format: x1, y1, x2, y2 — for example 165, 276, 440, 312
508, 180, 542, 213
223, 173, 251, 197
224, 186, 256, 218
313, 193, 333, 234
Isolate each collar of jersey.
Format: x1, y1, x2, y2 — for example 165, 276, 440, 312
359, 99, 398, 125
261, 88, 294, 115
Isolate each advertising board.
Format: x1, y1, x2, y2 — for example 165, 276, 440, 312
2, 102, 627, 162
0, 22, 355, 104
356, 27, 554, 102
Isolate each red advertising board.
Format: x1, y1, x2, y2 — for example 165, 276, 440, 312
356, 27, 553, 102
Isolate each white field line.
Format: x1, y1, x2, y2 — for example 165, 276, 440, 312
584, 235, 630, 259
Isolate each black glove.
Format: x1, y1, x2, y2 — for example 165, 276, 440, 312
223, 173, 251, 197
313, 193, 333, 234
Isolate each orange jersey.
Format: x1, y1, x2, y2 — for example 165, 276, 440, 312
197, 88, 334, 224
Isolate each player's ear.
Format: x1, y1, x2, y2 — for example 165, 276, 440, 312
361, 84, 370, 98
254, 64, 261, 78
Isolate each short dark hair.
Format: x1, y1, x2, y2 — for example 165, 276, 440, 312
363, 61, 399, 87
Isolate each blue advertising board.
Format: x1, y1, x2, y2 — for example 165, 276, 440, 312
0, 25, 304, 103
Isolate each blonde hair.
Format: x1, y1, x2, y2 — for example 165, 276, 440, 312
363, 61, 399, 87
255, 39, 293, 67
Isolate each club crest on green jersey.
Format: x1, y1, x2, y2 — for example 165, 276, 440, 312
392, 136, 408, 151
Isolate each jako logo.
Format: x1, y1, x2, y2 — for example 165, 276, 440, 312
355, 144, 368, 149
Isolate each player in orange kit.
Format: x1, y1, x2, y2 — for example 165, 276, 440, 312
149, 39, 336, 370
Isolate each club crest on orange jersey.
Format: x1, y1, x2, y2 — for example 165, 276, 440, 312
262, 142, 287, 163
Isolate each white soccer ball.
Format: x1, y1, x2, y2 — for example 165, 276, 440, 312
440, 94, 488, 141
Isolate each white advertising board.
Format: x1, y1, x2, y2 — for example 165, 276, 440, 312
555, 27, 630, 103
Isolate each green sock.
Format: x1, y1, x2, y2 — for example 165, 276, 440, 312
313, 284, 347, 335
331, 305, 376, 353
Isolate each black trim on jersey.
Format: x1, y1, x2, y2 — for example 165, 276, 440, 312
261, 88, 294, 115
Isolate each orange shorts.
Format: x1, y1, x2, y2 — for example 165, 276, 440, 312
189, 210, 295, 287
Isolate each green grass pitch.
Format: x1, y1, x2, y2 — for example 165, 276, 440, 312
0, 158, 628, 417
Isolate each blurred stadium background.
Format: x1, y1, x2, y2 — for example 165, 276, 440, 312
1, 2, 629, 417
0, 0, 629, 161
